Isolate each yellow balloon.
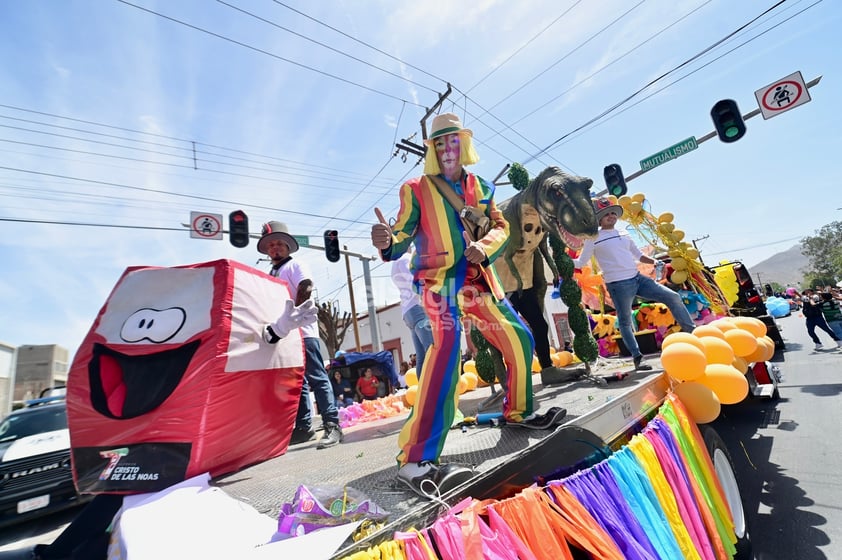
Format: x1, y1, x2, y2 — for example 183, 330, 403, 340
629, 201, 643, 215
742, 339, 767, 364
732, 356, 748, 374
669, 270, 688, 285
759, 337, 776, 361
724, 328, 758, 358
685, 248, 700, 260
661, 342, 707, 381
404, 368, 418, 387
403, 385, 418, 407
658, 222, 675, 234
672, 229, 685, 242
699, 336, 735, 365
607, 195, 619, 205
618, 195, 632, 209
462, 360, 477, 375
462, 372, 478, 391
699, 363, 749, 404
657, 212, 674, 224
674, 382, 721, 424
631, 192, 646, 203
531, 355, 541, 372
661, 332, 705, 353
671, 257, 688, 271
693, 324, 726, 340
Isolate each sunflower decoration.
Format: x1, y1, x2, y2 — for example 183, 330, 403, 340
590, 312, 617, 339
635, 304, 655, 330
647, 302, 677, 329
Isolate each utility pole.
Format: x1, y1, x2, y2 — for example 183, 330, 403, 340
394, 84, 453, 160
691, 235, 709, 266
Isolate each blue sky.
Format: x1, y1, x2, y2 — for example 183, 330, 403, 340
1, 0, 839, 358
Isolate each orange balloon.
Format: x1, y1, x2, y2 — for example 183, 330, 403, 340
693, 325, 726, 340
462, 372, 478, 391
661, 342, 708, 381
661, 332, 705, 353
557, 351, 573, 367
462, 360, 477, 375
741, 339, 766, 363
403, 385, 418, 407
457, 375, 469, 394
531, 356, 541, 373
700, 363, 749, 404
732, 356, 748, 374
699, 336, 735, 365
724, 328, 759, 358
733, 316, 767, 338
760, 337, 776, 361
674, 382, 721, 423
710, 318, 738, 333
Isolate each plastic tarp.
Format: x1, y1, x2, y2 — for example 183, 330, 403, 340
333, 351, 399, 387
67, 259, 306, 494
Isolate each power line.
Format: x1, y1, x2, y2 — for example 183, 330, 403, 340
114, 0, 426, 107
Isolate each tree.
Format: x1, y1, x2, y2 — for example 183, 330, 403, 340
317, 300, 351, 358
801, 221, 842, 283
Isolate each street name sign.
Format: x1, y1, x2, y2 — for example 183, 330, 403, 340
754, 70, 811, 120
639, 136, 698, 171
292, 235, 310, 247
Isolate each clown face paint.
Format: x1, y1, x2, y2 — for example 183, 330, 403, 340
434, 133, 461, 180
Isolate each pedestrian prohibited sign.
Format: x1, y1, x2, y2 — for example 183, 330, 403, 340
190, 212, 223, 240
754, 71, 811, 120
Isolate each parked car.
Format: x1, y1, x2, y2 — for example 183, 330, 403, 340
0, 393, 89, 527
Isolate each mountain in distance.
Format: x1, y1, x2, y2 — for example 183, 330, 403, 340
746, 244, 809, 289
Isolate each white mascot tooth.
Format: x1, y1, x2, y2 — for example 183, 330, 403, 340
120, 307, 187, 343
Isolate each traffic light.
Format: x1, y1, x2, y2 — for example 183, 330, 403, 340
228, 210, 249, 248
603, 164, 627, 197
324, 230, 340, 262
710, 99, 746, 143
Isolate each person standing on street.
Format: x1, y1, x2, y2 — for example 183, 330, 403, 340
392, 251, 433, 376
801, 288, 842, 350
819, 291, 842, 340
574, 197, 696, 371
370, 113, 565, 499
258, 221, 343, 449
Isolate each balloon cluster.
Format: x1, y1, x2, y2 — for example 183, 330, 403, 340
402, 365, 480, 408
661, 316, 775, 424
613, 193, 727, 315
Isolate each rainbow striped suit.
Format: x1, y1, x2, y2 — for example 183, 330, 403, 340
382, 172, 535, 466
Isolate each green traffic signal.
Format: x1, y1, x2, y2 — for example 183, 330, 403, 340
711, 99, 746, 143
603, 164, 627, 197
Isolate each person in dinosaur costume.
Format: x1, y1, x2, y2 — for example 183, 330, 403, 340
493, 164, 598, 385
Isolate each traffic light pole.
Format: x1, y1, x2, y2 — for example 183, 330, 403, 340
594, 75, 822, 195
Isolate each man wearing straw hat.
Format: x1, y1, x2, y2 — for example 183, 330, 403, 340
259, 220, 344, 449
574, 198, 696, 371
371, 113, 565, 498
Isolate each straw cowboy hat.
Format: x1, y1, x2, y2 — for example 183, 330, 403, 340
427, 112, 473, 142
257, 221, 299, 254
592, 197, 624, 221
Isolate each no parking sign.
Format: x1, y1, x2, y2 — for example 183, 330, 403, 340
190, 212, 223, 240
754, 71, 811, 120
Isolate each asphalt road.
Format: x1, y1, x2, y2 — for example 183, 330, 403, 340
1, 311, 840, 559
713, 312, 842, 560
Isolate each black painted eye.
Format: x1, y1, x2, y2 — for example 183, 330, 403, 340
524, 224, 534, 232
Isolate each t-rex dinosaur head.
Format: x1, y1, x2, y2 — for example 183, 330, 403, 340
529, 166, 598, 250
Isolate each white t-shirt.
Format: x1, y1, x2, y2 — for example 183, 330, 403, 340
270, 258, 318, 339
574, 228, 643, 283
391, 253, 422, 317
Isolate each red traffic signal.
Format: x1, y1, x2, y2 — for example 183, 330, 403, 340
324, 230, 340, 262
710, 99, 746, 143
228, 210, 249, 248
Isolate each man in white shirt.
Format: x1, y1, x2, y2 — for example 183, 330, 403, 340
391, 252, 433, 376
574, 198, 696, 370
258, 221, 343, 449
